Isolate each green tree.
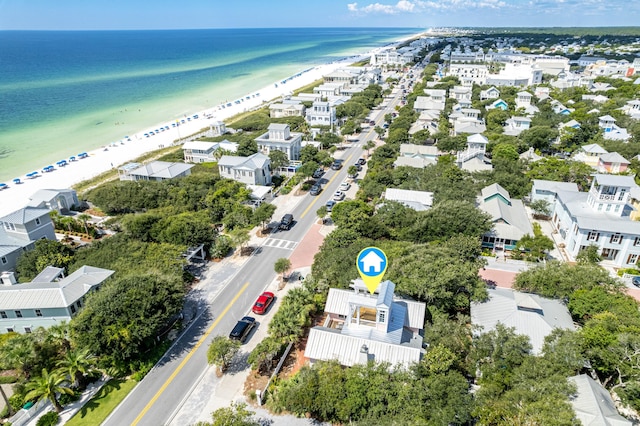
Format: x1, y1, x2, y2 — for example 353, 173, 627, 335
347, 165, 358, 177
207, 336, 241, 374
16, 240, 75, 282
492, 143, 520, 161
411, 200, 492, 243
56, 348, 95, 389
197, 402, 261, 426
237, 139, 258, 157
530, 199, 551, 218
248, 338, 285, 374
268, 150, 289, 171
229, 228, 250, 255
154, 211, 216, 249
515, 222, 554, 262
274, 258, 291, 282
316, 205, 328, 224
576, 244, 601, 264
77, 213, 92, 235
24, 368, 73, 413
519, 125, 558, 151
252, 203, 276, 231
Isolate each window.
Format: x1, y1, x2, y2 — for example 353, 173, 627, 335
76, 300, 82, 308
70, 305, 76, 314
6, 328, 13, 333
0, 311, 6, 319
627, 254, 639, 265
378, 311, 386, 324
24, 327, 31, 334
634, 237, 640, 247
611, 233, 623, 244
35, 218, 40, 225
14, 310, 22, 318
35, 309, 43, 317
587, 231, 600, 242
1, 257, 6, 265
606, 204, 612, 212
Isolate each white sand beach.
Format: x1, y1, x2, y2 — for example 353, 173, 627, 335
0, 35, 421, 218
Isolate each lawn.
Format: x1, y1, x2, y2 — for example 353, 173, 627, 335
65, 378, 137, 426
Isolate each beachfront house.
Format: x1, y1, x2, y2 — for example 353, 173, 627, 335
27, 189, 79, 214
118, 161, 194, 181
550, 174, 640, 268
304, 279, 426, 369
218, 152, 271, 186
305, 101, 337, 127
479, 183, 533, 252
269, 103, 306, 118
471, 287, 575, 354
255, 123, 302, 161
182, 140, 238, 163
0, 265, 114, 334
0, 207, 56, 273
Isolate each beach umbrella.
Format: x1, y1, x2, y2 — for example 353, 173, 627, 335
13, 178, 21, 184
0, 183, 7, 189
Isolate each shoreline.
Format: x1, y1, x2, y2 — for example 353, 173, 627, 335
0, 31, 424, 217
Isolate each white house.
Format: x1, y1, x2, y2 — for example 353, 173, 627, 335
383, 188, 433, 211
304, 280, 426, 369
503, 116, 531, 136
182, 140, 238, 163
471, 287, 575, 354
218, 152, 271, 186
118, 161, 194, 181
573, 143, 608, 168
515, 91, 533, 108
255, 123, 303, 161
530, 179, 580, 205
27, 189, 79, 213
479, 183, 533, 252
480, 86, 500, 101
620, 99, 640, 119
269, 103, 306, 118
305, 101, 337, 126
599, 115, 630, 141
568, 375, 633, 425
456, 133, 490, 170
550, 174, 640, 267
0, 265, 114, 334
449, 85, 473, 102
1, 207, 56, 273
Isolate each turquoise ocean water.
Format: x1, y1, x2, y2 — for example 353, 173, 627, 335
0, 28, 421, 182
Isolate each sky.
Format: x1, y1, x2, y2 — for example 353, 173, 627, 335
0, 0, 638, 30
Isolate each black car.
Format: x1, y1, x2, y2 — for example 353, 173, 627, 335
330, 161, 342, 170
229, 316, 256, 342
632, 276, 640, 287
279, 214, 294, 230
310, 184, 322, 196
312, 168, 324, 179
357, 158, 366, 166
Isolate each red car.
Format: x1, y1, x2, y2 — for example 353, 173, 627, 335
252, 291, 275, 315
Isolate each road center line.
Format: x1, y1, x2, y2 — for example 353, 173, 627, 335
131, 281, 251, 426
300, 151, 355, 219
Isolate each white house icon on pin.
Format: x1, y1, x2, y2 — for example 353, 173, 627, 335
360, 251, 385, 273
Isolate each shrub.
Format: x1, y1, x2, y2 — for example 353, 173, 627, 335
0, 375, 18, 384
58, 389, 81, 405
279, 187, 292, 195
36, 411, 59, 426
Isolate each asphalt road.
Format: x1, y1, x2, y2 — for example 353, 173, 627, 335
102, 75, 407, 426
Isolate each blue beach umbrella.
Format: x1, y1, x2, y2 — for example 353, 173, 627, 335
13, 178, 21, 184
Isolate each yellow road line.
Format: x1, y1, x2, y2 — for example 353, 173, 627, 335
300, 151, 355, 219
131, 281, 251, 425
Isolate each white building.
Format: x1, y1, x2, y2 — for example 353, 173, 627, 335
1, 207, 57, 273
549, 174, 640, 267
304, 280, 425, 369
255, 123, 303, 161
182, 140, 238, 163
118, 161, 194, 181
305, 101, 337, 127
218, 152, 271, 186
383, 188, 433, 211
269, 103, 306, 118
27, 189, 79, 213
479, 183, 533, 252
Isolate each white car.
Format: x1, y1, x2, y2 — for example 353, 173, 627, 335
339, 181, 351, 192
333, 191, 345, 201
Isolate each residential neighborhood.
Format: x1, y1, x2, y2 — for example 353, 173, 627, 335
3, 27, 640, 426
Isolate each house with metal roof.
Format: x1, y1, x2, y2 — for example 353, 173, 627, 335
0, 265, 114, 334
383, 188, 433, 211
118, 161, 194, 181
568, 374, 632, 425
479, 183, 533, 251
255, 123, 302, 161
530, 179, 580, 205
551, 174, 640, 267
471, 287, 575, 354
182, 140, 238, 163
1, 207, 56, 273
26, 189, 79, 213
598, 152, 630, 174
304, 279, 426, 369
218, 152, 271, 186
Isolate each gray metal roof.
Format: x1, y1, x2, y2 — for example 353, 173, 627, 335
599, 152, 630, 164
556, 190, 640, 234
218, 152, 269, 170
532, 179, 579, 194
129, 161, 194, 179
471, 287, 575, 354
568, 374, 632, 425
384, 188, 433, 211
0, 207, 51, 225
593, 174, 637, 188
481, 183, 511, 202
0, 266, 114, 310
304, 327, 423, 368
393, 156, 435, 169
480, 198, 533, 241
27, 189, 76, 207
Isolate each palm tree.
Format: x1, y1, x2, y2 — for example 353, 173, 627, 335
77, 213, 91, 235
46, 322, 71, 353
59, 216, 75, 233
56, 349, 96, 389
24, 369, 73, 413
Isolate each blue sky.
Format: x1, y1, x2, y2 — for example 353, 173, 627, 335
0, 0, 637, 30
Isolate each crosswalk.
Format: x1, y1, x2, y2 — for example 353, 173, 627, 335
263, 238, 298, 251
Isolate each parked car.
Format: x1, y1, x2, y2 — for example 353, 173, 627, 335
339, 181, 351, 191
325, 200, 336, 212
353, 163, 362, 171
333, 191, 345, 201
330, 161, 342, 170
310, 184, 322, 196
252, 292, 275, 315
347, 171, 358, 179
632, 276, 640, 287
279, 214, 294, 230
357, 158, 366, 166
229, 316, 256, 342
312, 168, 324, 179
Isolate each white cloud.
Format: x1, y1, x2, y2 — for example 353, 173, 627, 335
347, 0, 507, 14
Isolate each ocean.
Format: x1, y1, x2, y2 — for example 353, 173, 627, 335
0, 28, 421, 182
